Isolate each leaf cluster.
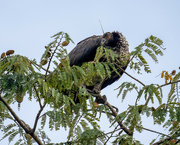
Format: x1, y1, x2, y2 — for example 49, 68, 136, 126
130, 35, 165, 74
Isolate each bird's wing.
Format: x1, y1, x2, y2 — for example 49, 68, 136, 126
68, 35, 102, 66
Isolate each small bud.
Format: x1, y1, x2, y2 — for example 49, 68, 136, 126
1, 52, 5, 58
62, 41, 69, 46
6, 50, 14, 55
41, 59, 48, 65
151, 107, 156, 111
171, 70, 176, 76
15, 95, 24, 103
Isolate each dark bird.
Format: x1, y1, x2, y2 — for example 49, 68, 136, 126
68, 31, 129, 104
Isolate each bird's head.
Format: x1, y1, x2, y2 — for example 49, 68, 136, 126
101, 32, 120, 47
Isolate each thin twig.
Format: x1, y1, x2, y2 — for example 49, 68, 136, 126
118, 66, 145, 87
32, 103, 46, 133
138, 126, 170, 137
152, 136, 172, 145
74, 114, 84, 129
45, 34, 64, 80
157, 80, 180, 89
104, 125, 119, 145
104, 128, 122, 137
33, 84, 42, 108
32, 61, 51, 73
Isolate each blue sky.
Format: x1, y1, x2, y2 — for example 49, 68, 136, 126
0, 0, 180, 144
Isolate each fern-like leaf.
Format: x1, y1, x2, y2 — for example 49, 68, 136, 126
168, 72, 180, 103
116, 82, 138, 101
144, 48, 158, 63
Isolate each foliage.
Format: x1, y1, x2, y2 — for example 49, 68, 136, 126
130, 35, 165, 74
0, 31, 180, 145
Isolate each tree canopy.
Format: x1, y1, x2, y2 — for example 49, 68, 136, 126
0, 31, 180, 145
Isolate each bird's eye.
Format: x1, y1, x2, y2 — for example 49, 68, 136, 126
107, 36, 111, 39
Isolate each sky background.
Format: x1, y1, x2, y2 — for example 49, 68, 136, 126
0, 0, 180, 144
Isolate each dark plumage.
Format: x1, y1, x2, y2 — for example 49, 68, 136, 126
69, 35, 102, 66
68, 31, 129, 103
69, 32, 129, 86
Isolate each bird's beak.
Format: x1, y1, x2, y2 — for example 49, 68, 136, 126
101, 38, 106, 46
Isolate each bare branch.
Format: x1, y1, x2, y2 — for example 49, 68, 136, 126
32, 103, 46, 133
152, 136, 172, 145
158, 80, 180, 89
118, 66, 145, 87
138, 126, 170, 137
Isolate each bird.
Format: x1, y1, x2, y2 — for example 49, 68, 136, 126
68, 31, 130, 104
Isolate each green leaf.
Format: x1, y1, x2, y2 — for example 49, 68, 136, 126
95, 63, 105, 79
70, 68, 78, 84
103, 62, 111, 78
144, 48, 158, 63
64, 33, 74, 44
8, 130, 19, 143
137, 88, 145, 100
41, 114, 47, 129
64, 95, 71, 113
51, 31, 63, 38
176, 107, 180, 122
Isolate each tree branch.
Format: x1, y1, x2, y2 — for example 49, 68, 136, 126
152, 136, 172, 145
118, 67, 145, 87
33, 84, 42, 108
31, 61, 51, 73
0, 94, 43, 145
106, 101, 133, 135
93, 93, 133, 136
32, 103, 46, 133
158, 80, 180, 89
138, 126, 170, 137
